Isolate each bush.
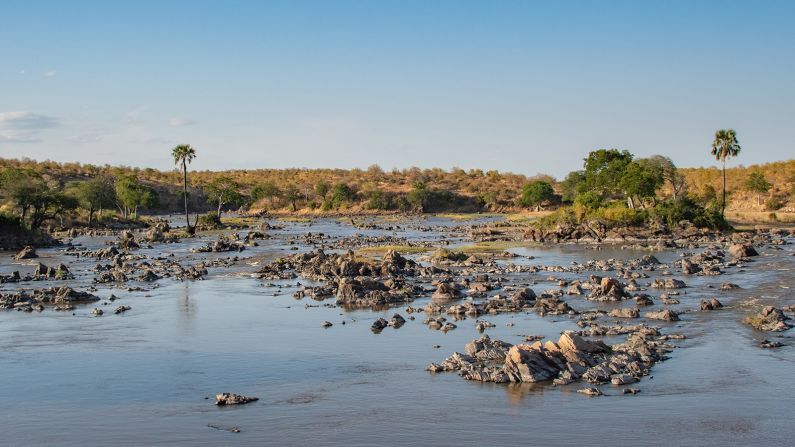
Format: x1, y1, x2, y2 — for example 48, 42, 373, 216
765, 196, 786, 211
197, 212, 222, 227
651, 197, 729, 230
592, 203, 647, 226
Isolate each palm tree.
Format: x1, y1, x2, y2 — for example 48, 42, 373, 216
171, 144, 197, 233
710, 129, 741, 217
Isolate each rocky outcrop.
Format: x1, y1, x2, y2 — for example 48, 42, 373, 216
744, 307, 792, 332
700, 298, 723, 311
428, 330, 673, 388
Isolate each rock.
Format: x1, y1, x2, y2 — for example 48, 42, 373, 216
215, 393, 259, 406
14, 246, 37, 260
700, 298, 723, 311
388, 313, 406, 328
91, 308, 104, 316
577, 387, 603, 397
634, 295, 654, 306
321, 321, 333, 328
114, 305, 131, 314
651, 278, 686, 289
680, 259, 700, 275
644, 309, 680, 321
557, 332, 609, 354
720, 283, 741, 291
623, 388, 641, 394
371, 318, 388, 332
744, 306, 792, 332
504, 345, 561, 382
611, 374, 637, 385
728, 243, 758, 258
609, 307, 640, 318
432, 282, 463, 301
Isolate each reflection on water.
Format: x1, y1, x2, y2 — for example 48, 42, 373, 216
0, 218, 793, 446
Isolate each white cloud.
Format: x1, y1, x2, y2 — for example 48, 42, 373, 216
168, 116, 197, 127
43, 70, 57, 78
0, 111, 59, 143
125, 106, 150, 124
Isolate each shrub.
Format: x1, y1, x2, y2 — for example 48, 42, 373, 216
764, 196, 786, 211
197, 211, 222, 227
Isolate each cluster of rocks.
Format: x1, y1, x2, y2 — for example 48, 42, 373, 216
0, 286, 100, 311
428, 330, 674, 388
745, 306, 792, 332
194, 235, 246, 253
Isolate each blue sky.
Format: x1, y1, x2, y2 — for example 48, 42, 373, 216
1, 0, 793, 178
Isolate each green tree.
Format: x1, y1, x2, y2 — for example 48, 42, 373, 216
171, 144, 197, 232
581, 149, 634, 197
519, 181, 555, 210
619, 159, 664, 208
205, 176, 242, 215
327, 183, 355, 209
710, 129, 741, 216
315, 181, 331, 200
407, 181, 430, 210
560, 170, 585, 203
744, 171, 772, 206
115, 175, 158, 218
67, 177, 116, 225
283, 185, 300, 211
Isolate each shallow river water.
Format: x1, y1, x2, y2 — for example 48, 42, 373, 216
1, 217, 793, 446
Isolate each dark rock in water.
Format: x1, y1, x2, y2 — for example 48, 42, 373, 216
137, 270, 160, 282
700, 298, 723, 311
728, 243, 758, 258
91, 307, 104, 316
215, 393, 259, 406
432, 281, 463, 301
623, 388, 641, 394
114, 305, 132, 314
634, 295, 654, 306
14, 246, 37, 260
680, 259, 700, 275
321, 321, 333, 328
644, 309, 680, 321
388, 313, 406, 328
588, 277, 628, 301
371, 318, 388, 332
745, 307, 792, 332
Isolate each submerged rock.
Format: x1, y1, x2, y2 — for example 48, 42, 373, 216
644, 309, 680, 321
14, 246, 37, 260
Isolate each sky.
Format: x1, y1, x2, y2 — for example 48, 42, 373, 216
1, 0, 793, 178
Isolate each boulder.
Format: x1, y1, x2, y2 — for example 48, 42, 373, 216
14, 246, 37, 260
700, 298, 723, 311
644, 309, 680, 321
728, 243, 758, 258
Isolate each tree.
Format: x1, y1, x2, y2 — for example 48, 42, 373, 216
67, 177, 116, 225
560, 171, 585, 203
283, 185, 300, 211
647, 155, 686, 199
744, 171, 772, 206
407, 181, 430, 210
581, 149, 634, 197
205, 176, 242, 215
710, 129, 741, 216
315, 181, 331, 200
115, 175, 158, 218
252, 182, 281, 207
519, 181, 555, 210
171, 144, 197, 233
619, 159, 664, 208
328, 183, 355, 209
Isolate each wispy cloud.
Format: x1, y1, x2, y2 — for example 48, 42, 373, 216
168, 116, 197, 127
0, 111, 59, 143
43, 70, 57, 78
125, 106, 150, 124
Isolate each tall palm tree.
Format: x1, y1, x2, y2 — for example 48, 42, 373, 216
171, 144, 197, 233
710, 129, 741, 217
